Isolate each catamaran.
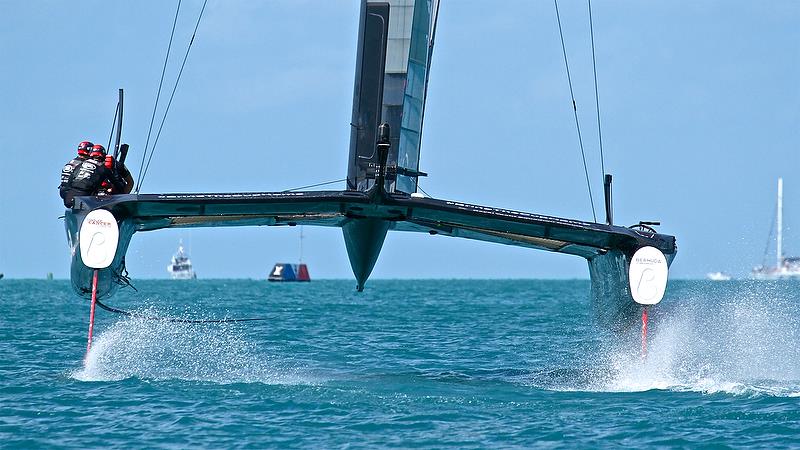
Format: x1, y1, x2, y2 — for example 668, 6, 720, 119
167, 240, 196, 280
752, 178, 800, 279
64, 0, 677, 334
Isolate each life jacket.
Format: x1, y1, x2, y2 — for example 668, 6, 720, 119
69, 158, 107, 193
59, 156, 86, 192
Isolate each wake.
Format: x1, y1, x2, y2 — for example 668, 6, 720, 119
71, 307, 314, 385
589, 282, 800, 396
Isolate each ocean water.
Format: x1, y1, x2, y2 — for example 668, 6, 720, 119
2, 279, 800, 448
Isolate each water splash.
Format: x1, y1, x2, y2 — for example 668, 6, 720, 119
71, 307, 313, 385
589, 282, 800, 396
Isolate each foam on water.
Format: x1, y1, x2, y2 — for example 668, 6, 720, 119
589, 283, 800, 397
71, 307, 314, 385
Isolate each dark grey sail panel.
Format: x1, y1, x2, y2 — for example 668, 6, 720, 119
348, 2, 390, 191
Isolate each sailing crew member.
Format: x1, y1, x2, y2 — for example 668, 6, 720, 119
62, 144, 126, 208
59, 141, 92, 202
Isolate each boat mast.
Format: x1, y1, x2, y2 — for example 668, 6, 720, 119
113, 88, 124, 159
299, 226, 304, 263
778, 177, 783, 269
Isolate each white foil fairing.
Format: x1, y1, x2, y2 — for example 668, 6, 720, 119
628, 246, 668, 305
79, 209, 119, 269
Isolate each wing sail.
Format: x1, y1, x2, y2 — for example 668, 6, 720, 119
348, 0, 440, 194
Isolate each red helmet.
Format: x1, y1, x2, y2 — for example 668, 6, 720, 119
90, 144, 107, 160
77, 141, 93, 156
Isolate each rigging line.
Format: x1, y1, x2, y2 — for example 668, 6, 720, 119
139, 0, 209, 193
136, 0, 182, 193
588, 0, 606, 179
417, 185, 431, 197
282, 178, 347, 192
94, 298, 268, 324
106, 101, 119, 152
554, 0, 597, 222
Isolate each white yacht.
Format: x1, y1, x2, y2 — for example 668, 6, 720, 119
706, 272, 732, 281
167, 240, 196, 280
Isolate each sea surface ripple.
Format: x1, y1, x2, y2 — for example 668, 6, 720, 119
2, 279, 800, 448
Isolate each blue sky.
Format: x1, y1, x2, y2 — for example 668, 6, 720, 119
1, 0, 798, 280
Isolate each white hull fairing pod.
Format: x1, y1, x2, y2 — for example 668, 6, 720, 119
628, 246, 669, 305
79, 209, 119, 269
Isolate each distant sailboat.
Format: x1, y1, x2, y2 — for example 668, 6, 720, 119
167, 240, 196, 280
752, 178, 800, 279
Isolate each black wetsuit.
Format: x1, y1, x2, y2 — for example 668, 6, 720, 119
62, 158, 125, 208
58, 156, 86, 201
